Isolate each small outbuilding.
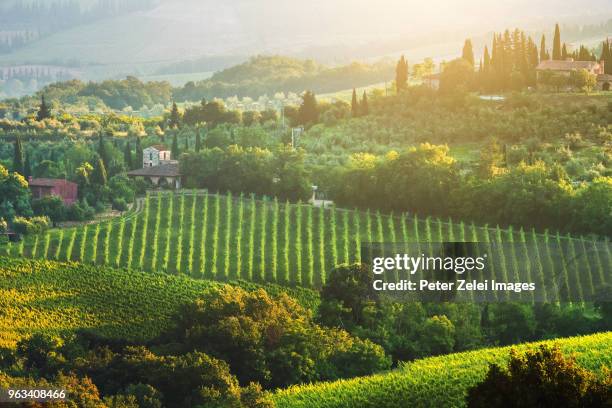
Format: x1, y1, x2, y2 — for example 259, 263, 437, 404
29, 178, 78, 205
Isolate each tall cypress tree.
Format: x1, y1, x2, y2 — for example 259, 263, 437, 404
123, 141, 132, 170
561, 43, 568, 60
195, 128, 202, 152
97, 132, 111, 168
601, 39, 612, 74
169, 102, 181, 129
462, 39, 475, 66
552, 23, 562, 60
13, 136, 24, 175
483, 46, 491, 72
135, 137, 143, 168
171, 132, 180, 159
91, 158, 108, 187
395, 55, 408, 93
540, 35, 548, 61
351, 89, 360, 118
36, 95, 51, 121
360, 91, 369, 116
23, 153, 32, 179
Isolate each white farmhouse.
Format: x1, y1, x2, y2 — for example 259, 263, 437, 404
143, 144, 172, 167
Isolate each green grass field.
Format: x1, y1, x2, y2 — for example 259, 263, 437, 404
272, 331, 612, 408
0, 256, 318, 348
4, 191, 610, 294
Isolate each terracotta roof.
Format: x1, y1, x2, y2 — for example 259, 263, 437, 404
536, 60, 599, 71
127, 163, 181, 177
29, 178, 76, 187
147, 144, 170, 151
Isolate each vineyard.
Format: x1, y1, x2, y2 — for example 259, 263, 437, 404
272, 331, 612, 408
4, 191, 611, 293
0, 257, 318, 348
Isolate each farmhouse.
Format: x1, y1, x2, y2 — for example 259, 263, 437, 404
29, 178, 78, 205
127, 145, 181, 189
422, 73, 441, 90
143, 144, 172, 167
535, 59, 610, 90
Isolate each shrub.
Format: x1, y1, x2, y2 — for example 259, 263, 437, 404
466, 345, 611, 408
12, 216, 50, 235
67, 200, 96, 221
113, 198, 129, 212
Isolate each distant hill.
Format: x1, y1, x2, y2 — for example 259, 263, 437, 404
172, 55, 395, 100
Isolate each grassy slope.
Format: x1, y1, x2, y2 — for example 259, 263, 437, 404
273, 332, 612, 408
5, 191, 610, 291
0, 257, 318, 348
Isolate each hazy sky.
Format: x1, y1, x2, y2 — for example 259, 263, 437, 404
1, 0, 610, 74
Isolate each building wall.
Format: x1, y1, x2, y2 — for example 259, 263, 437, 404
143, 148, 171, 168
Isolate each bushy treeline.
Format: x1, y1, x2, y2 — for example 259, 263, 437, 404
329, 143, 611, 237
0, 285, 391, 406
180, 144, 311, 202
317, 264, 611, 364
21, 77, 173, 111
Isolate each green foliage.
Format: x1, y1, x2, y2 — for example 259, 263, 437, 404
170, 285, 390, 388
12, 215, 50, 235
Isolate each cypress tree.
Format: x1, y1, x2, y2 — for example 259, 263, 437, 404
97, 132, 111, 168
123, 141, 132, 170
395, 55, 408, 93
297, 90, 318, 125
13, 136, 24, 175
195, 128, 202, 152
360, 91, 369, 116
540, 35, 548, 61
23, 152, 32, 179
601, 39, 612, 74
483, 46, 491, 72
36, 95, 51, 121
351, 88, 359, 118
184, 134, 189, 152
135, 137, 143, 168
169, 102, 180, 129
561, 43, 568, 60
552, 23, 561, 60
462, 39, 475, 66
91, 158, 108, 186
171, 132, 180, 158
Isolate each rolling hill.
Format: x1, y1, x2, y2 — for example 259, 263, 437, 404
0, 256, 318, 348
273, 332, 612, 408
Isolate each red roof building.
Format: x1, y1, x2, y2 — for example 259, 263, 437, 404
28, 178, 78, 205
